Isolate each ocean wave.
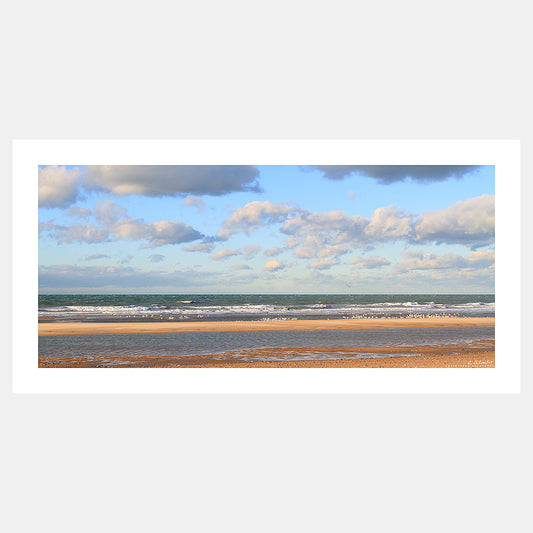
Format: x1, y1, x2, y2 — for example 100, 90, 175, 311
38, 299, 495, 321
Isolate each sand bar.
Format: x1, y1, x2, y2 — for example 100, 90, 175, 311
39, 316, 494, 336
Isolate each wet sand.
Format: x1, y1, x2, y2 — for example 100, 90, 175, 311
38, 340, 495, 368
39, 316, 494, 336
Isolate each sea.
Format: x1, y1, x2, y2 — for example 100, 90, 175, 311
38, 294, 495, 363
38, 294, 495, 323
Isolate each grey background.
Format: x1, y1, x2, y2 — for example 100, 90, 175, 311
2, 1, 531, 532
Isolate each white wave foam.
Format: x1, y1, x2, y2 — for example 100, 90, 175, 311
39, 300, 495, 320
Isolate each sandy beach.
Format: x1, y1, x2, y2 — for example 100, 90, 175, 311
38, 317, 495, 368
39, 316, 494, 336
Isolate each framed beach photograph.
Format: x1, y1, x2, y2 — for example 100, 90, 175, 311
13, 139, 520, 393
5, 3, 532, 533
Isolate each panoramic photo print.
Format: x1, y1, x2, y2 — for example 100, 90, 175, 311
38, 164, 495, 368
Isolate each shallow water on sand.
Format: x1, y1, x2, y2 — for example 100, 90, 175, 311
39, 326, 494, 362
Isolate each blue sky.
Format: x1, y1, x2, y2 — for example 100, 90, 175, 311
38, 165, 495, 293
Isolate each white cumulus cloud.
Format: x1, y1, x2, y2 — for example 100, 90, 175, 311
232, 263, 252, 270
39, 166, 81, 208
147, 220, 203, 247
183, 196, 206, 211
308, 257, 340, 270
263, 260, 285, 272
182, 241, 216, 253
217, 201, 300, 240
83, 165, 261, 197
412, 195, 494, 247
40, 200, 203, 247
44, 222, 110, 244
364, 205, 414, 240
212, 248, 242, 260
